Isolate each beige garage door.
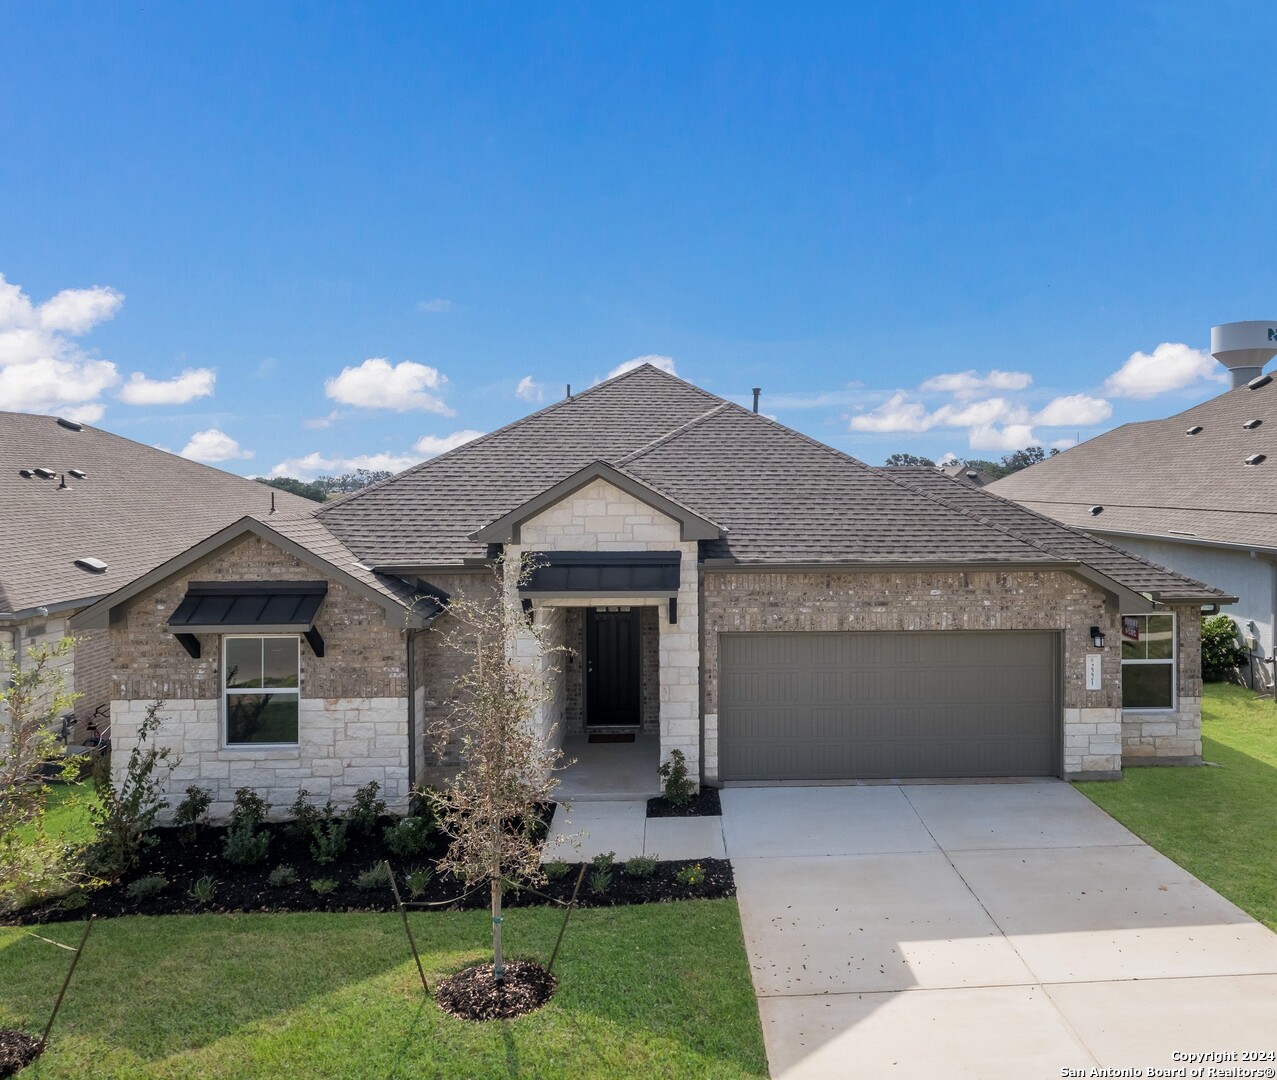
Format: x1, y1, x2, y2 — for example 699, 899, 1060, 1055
718, 631, 1060, 781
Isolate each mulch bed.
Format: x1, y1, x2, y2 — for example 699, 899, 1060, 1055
4, 810, 734, 925
646, 786, 722, 818
0, 1030, 41, 1079
435, 960, 557, 1021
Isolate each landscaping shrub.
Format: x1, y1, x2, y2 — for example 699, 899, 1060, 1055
658, 749, 697, 806
223, 822, 271, 866
310, 878, 337, 896
60, 890, 87, 912
187, 875, 217, 903
267, 864, 299, 889
308, 806, 348, 865
126, 874, 168, 901
624, 854, 659, 878
543, 859, 571, 881
403, 865, 433, 898
383, 814, 432, 858
1202, 614, 1248, 682
588, 868, 613, 894
675, 863, 706, 887
172, 786, 212, 841
286, 790, 322, 843
350, 782, 386, 835
229, 788, 269, 831
591, 850, 615, 872
355, 862, 393, 891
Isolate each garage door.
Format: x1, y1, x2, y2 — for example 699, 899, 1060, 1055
718, 631, 1059, 781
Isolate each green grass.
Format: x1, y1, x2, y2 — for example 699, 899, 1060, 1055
0, 900, 765, 1079
1076, 682, 1277, 930
13, 782, 99, 847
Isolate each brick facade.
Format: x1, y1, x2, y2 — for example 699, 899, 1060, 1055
1120, 604, 1204, 765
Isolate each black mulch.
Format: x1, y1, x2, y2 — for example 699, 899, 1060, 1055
646, 786, 722, 818
0, 1031, 41, 1079
436, 960, 557, 1021
4, 810, 734, 925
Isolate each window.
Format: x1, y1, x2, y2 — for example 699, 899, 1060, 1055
223, 636, 300, 744
1120, 614, 1175, 710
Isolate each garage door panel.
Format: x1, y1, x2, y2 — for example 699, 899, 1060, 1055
718, 631, 1059, 780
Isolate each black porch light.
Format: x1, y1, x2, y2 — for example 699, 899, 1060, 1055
1089, 626, 1106, 648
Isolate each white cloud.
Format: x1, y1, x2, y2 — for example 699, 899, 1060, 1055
931, 397, 1027, 428
919, 369, 1033, 399
939, 451, 959, 465
1049, 438, 1076, 450
416, 298, 453, 314
0, 273, 125, 414
268, 450, 422, 480
969, 423, 1038, 452
61, 403, 106, 424
412, 429, 485, 457
325, 357, 454, 414
180, 429, 253, 463
304, 410, 345, 429
849, 391, 931, 433
1033, 393, 1112, 427
850, 394, 1025, 434
1104, 342, 1226, 399
607, 354, 677, 379
118, 367, 216, 405
516, 375, 543, 402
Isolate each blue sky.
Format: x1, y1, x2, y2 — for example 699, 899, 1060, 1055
2, 1, 1275, 476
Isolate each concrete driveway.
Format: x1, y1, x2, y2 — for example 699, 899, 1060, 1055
722, 782, 1277, 1078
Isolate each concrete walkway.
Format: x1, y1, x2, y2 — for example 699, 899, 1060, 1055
541, 800, 726, 862
722, 782, 1277, 1079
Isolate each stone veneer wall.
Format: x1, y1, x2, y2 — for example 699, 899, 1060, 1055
108, 533, 411, 818
700, 568, 1125, 781
1121, 604, 1204, 765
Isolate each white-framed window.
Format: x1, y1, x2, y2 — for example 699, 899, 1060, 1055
223, 635, 300, 745
1120, 613, 1176, 711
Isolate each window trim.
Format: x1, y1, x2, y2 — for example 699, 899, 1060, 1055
222, 634, 301, 748
1119, 613, 1177, 714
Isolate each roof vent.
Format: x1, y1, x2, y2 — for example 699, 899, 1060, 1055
74, 557, 108, 573
1243, 419, 1263, 430
1186, 425, 1203, 435
1245, 454, 1267, 466
18, 468, 33, 479
33, 467, 56, 479
1249, 373, 1273, 390
56, 417, 83, 431
1089, 505, 1104, 515
68, 468, 87, 479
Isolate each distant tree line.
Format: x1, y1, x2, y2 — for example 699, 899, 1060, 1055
256, 469, 394, 503
883, 445, 1059, 479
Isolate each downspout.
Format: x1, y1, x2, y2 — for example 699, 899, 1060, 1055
405, 628, 419, 791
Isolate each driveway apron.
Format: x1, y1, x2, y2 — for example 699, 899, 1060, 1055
722, 782, 1277, 1079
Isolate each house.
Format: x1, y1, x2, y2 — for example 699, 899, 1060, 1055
938, 461, 993, 487
0, 411, 313, 732
989, 364, 1277, 686
69, 365, 1232, 817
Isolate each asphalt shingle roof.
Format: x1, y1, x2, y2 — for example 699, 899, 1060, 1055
987, 378, 1277, 550
0, 412, 314, 615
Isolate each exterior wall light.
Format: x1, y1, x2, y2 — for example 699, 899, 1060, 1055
1089, 626, 1106, 648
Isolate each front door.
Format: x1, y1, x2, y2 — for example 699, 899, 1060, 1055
585, 608, 641, 728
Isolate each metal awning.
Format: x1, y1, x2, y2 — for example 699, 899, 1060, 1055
168, 581, 328, 633
520, 551, 682, 597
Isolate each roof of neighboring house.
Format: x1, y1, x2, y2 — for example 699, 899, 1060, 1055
0, 411, 314, 617
987, 378, 1277, 551
315, 364, 1228, 604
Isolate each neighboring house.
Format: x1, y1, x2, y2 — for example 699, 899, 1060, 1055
70, 365, 1231, 818
0, 411, 313, 731
938, 461, 994, 486
989, 372, 1277, 686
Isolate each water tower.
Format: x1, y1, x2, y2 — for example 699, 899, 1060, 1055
1211, 321, 1277, 389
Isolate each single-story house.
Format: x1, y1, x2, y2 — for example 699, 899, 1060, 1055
989, 365, 1276, 686
70, 365, 1233, 817
0, 410, 312, 732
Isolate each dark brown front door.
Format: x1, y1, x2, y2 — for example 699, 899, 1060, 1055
585, 608, 641, 728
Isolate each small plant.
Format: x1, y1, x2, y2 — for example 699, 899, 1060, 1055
591, 850, 616, 872
171, 785, 212, 841
543, 859, 571, 881
588, 867, 613, 894
383, 815, 432, 858
188, 875, 217, 903
1202, 614, 1247, 681
408, 785, 440, 828
310, 877, 337, 896
309, 806, 348, 865
350, 781, 386, 835
286, 790, 322, 842
61, 890, 88, 912
674, 862, 706, 887
355, 861, 393, 891
223, 821, 271, 866
624, 854, 659, 879
267, 864, 299, 888
229, 787, 270, 830
126, 874, 168, 900
658, 749, 697, 807
403, 864, 434, 898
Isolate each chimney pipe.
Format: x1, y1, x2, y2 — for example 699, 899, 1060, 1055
752, 387, 761, 413
1212, 321, 1277, 390
566, 384, 572, 399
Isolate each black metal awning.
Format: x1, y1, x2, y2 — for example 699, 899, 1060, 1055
168, 581, 329, 633
520, 551, 681, 597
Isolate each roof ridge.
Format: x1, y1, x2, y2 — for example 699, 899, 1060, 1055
318, 362, 718, 515
617, 402, 733, 464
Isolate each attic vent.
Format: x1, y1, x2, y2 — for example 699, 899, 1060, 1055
33, 467, 56, 479
1243, 419, 1263, 430
1186, 425, 1203, 435
1089, 505, 1104, 515
1245, 454, 1267, 466
68, 468, 87, 479
56, 417, 83, 431
1248, 373, 1273, 390
74, 557, 108, 573
18, 469, 33, 479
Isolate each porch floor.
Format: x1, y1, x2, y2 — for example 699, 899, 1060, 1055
555, 733, 661, 802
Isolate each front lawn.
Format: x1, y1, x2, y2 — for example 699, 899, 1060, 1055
0, 900, 765, 1079
1076, 683, 1277, 930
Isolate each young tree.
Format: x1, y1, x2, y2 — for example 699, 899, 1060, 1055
424, 559, 566, 984
0, 638, 83, 910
